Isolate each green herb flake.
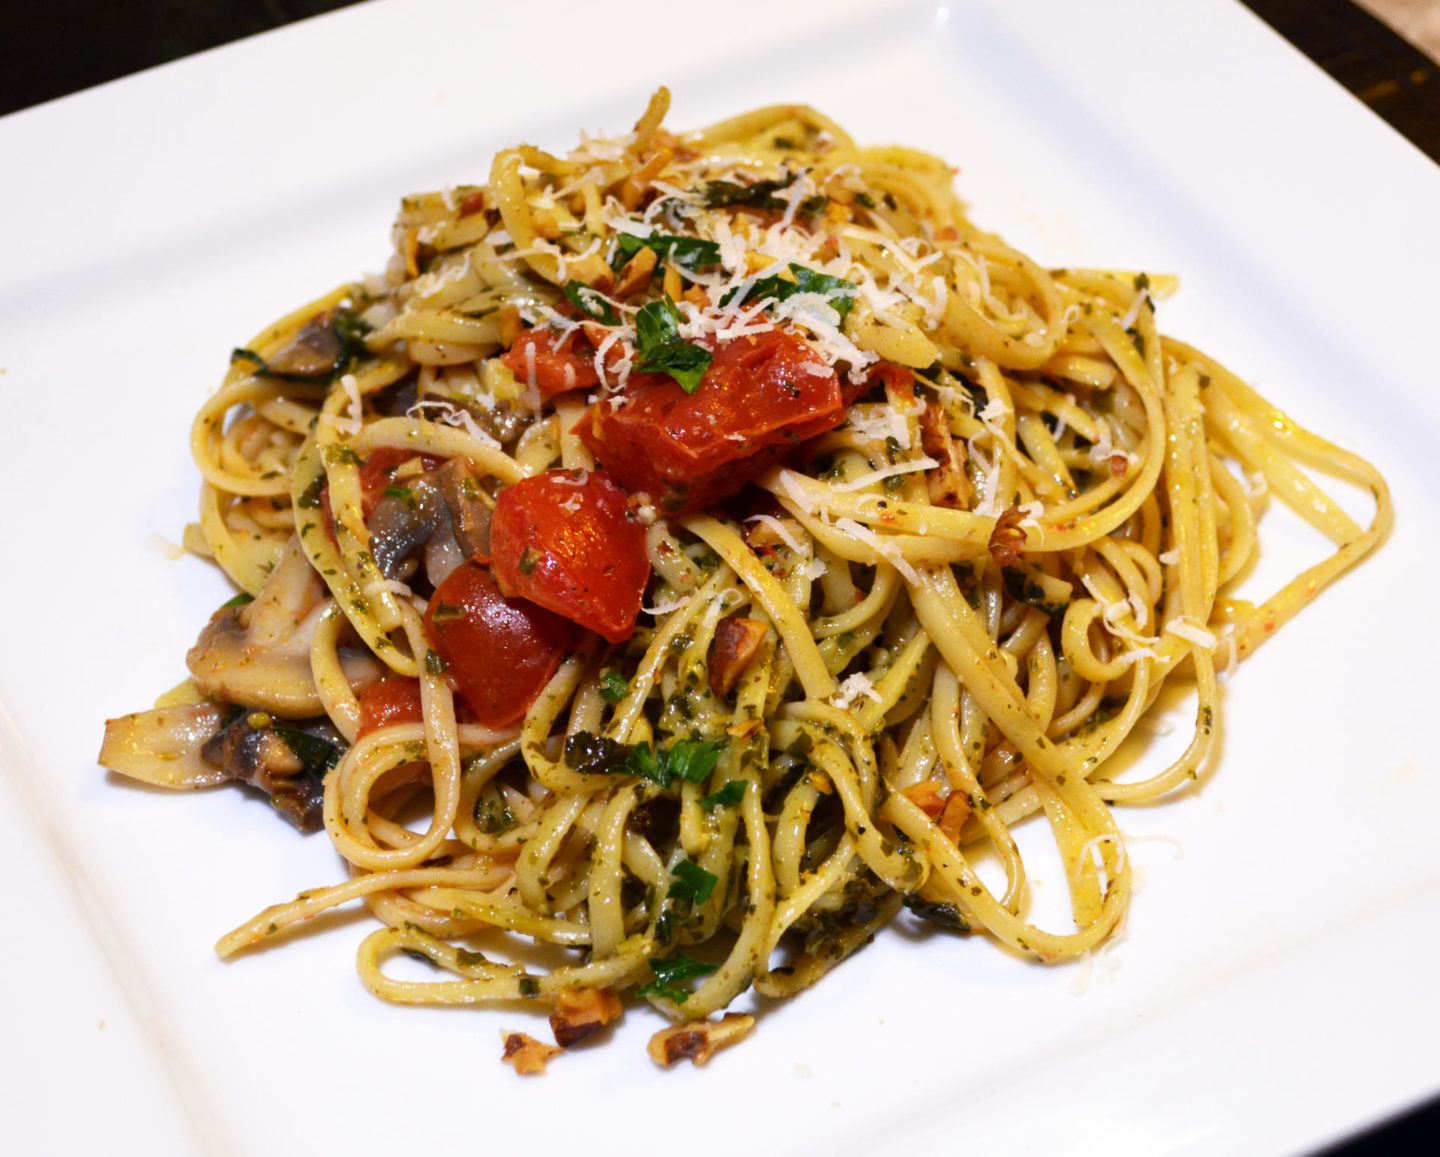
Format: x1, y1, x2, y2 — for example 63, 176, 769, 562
635, 954, 718, 1004
425, 649, 448, 674
667, 859, 718, 906
615, 232, 721, 273
698, 779, 747, 811
221, 591, 255, 609
698, 170, 799, 210
296, 473, 326, 510
598, 669, 629, 703
561, 279, 620, 325
727, 263, 858, 324
633, 297, 713, 393
270, 722, 342, 773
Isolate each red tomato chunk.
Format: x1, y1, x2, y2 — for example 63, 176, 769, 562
576, 330, 844, 513
423, 560, 580, 728
356, 678, 423, 740
500, 329, 601, 398
490, 469, 648, 644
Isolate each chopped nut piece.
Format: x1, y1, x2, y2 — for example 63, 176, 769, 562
566, 251, 614, 292
708, 617, 769, 697
501, 1031, 561, 1075
613, 246, 658, 299
938, 790, 971, 844
497, 306, 522, 349
919, 402, 974, 509
531, 208, 562, 240
901, 780, 946, 819
618, 147, 674, 210
647, 1013, 755, 1067
988, 506, 1027, 567
549, 986, 623, 1048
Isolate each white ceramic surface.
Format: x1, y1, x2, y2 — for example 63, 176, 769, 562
2, 2, 1438, 1153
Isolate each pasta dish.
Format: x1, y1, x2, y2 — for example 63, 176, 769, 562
99, 90, 1390, 1068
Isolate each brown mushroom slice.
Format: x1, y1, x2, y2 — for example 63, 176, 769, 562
260, 313, 354, 378
99, 702, 231, 789
200, 712, 338, 830
187, 536, 382, 716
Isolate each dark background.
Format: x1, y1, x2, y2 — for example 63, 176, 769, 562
3, 1, 1437, 1152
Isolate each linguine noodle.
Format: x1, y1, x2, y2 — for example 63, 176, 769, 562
100, 89, 1390, 1066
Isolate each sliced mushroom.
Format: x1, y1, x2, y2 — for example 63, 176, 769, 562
261, 311, 364, 379
187, 536, 382, 716
200, 711, 338, 830
99, 702, 231, 789
434, 458, 492, 559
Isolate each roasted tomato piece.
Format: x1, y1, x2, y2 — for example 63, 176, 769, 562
853, 360, 914, 407
489, 469, 648, 644
576, 330, 843, 513
500, 328, 601, 397
423, 560, 580, 728
356, 678, 424, 740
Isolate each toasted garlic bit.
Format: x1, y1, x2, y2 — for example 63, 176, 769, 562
647, 1013, 756, 1067
501, 1031, 561, 1075
549, 986, 624, 1047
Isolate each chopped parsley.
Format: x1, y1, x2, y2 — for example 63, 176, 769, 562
635, 954, 718, 1004
698, 779, 747, 811
667, 859, 718, 906
598, 669, 630, 703
625, 736, 725, 789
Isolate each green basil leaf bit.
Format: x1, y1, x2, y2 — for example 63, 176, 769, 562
635, 953, 719, 1004
561, 280, 620, 325
221, 591, 256, 609
616, 232, 721, 272
700, 170, 800, 210
727, 262, 858, 323
665, 737, 725, 785
598, 670, 630, 703
667, 859, 718, 906
634, 296, 683, 348
633, 298, 713, 394
621, 736, 725, 789
636, 341, 712, 394
698, 779, 747, 811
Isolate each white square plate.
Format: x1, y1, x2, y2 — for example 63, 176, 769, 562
2, 1, 1438, 1153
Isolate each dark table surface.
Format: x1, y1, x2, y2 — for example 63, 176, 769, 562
3, 1, 1437, 1153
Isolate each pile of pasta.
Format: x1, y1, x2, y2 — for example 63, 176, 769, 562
101, 89, 1390, 1068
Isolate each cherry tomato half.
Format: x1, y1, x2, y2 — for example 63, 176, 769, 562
489, 469, 648, 644
356, 678, 423, 740
423, 560, 580, 728
500, 328, 601, 397
575, 330, 843, 513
